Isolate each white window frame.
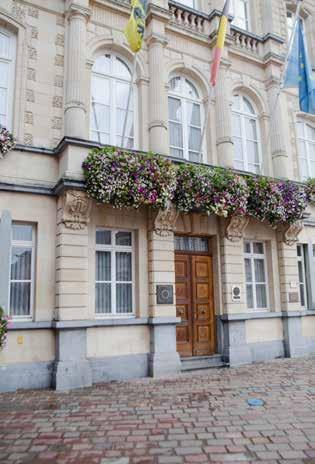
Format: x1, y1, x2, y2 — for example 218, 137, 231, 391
177, 0, 198, 9
90, 53, 137, 149
231, 0, 250, 31
8, 223, 35, 320
297, 244, 308, 309
232, 94, 262, 174
296, 121, 315, 180
95, 229, 135, 318
244, 241, 269, 312
0, 26, 17, 131
168, 75, 204, 162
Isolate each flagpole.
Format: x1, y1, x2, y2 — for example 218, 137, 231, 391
260, 0, 303, 174
198, 86, 215, 162
121, 54, 137, 149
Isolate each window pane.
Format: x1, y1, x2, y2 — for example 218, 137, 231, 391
115, 57, 131, 80
232, 114, 241, 137
92, 75, 110, 104
256, 284, 267, 308
96, 282, 111, 314
116, 283, 132, 313
0, 62, 9, 88
298, 260, 304, 283
116, 252, 132, 281
189, 151, 200, 163
116, 232, 132, 247
96, 251, 111, 281
170, 147, 184, 158
169, 76, 181, 93
243, 97, 255, 114
11, 247, 32, 280
245, 258, 252, 282
253, 242, 264, 254
299, 284, 306, 307
233, 137, 244, 162
168, 97, 182, 122
96, 230, 111, 245
245, 118, 257, 140
116, 109, 134, 138
254, 259, 266, 283
246, 284, 254, 309
184, 79, 199, 99
12, 224, 33, 242
297, 244, 302, 257
247, 140, 259, 164
10, 282, 31, 316
91, 104, 110, 132
233, 95, 241, 110
188, 127, 201, 151
244, 242, 251, 253
169, 122, 183, 149
93, 54, 111, 75
175, 236, 208, 252
299, 157, 309, 180
116, 81, 132, 109
187, 102, 201, 126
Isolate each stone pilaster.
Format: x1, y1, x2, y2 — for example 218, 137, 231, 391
147, 33, 169, 155
55, 190, 91, 321
53, 189, 92, 390
0, 211, 12, 312
64, 1, 91, 138
147, 208, 181, 377
267, 79, 291, 179
215, 63, 234, 168
276, 230, 301, 313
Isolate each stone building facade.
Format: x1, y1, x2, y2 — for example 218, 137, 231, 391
0, 0, 315, 391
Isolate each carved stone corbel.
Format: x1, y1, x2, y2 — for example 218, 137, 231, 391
226, 215, 249, 242
61, 190, 92, 230
154, 202, 179, 237
283, 220, 304, 246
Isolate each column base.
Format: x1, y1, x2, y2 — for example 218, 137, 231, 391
149, 320, 181, 377
52, 360, 92, 391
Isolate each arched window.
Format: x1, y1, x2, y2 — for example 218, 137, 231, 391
90, 53, 134, 148
296, 121, 315, 180
231, 0, 250, 31
0, 26, 16, 130
232, 94, 261, 173
168, 75, 203, 162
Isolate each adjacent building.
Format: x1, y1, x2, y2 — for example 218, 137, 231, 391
0, 0, 315, 392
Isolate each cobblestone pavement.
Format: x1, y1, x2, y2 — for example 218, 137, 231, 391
1, 357, 315, 464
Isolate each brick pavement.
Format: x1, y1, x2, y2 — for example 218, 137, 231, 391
0, 356, 315, 464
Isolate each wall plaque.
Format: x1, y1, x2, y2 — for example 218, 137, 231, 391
157, 285, 174, 305
288, 292, 299, 303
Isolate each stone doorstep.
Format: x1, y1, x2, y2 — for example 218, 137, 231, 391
180, 354, 228, 371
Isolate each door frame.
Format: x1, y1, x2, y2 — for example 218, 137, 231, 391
175, 237, 217, 357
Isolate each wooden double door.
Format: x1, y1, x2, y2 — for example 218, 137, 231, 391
175, 253, 216, 357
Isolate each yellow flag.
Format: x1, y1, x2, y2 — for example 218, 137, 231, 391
124, 0, 148, 53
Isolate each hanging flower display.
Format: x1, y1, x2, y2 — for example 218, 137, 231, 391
306, 178, 315, 203
83, 148, 311, 227
0, 307, 10, 351
82, 147, 177, 210
173, 164, 249, 217
0, 126, 15, 158
247, 176, 308, 226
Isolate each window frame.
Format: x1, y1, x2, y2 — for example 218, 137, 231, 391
90, 53, 137, 149
231, 0, 250, 31
168, 75, 204, 163
297, 244, 308, 309
0, 26, 17, 131
232, 94, 262, 174
95, 228, 135, 318
244, 240, 269, 312
8, 223, 35, 320
296, 121, 315, 180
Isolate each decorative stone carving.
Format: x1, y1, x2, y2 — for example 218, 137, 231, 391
283, 220, 303, 246
154, 203, 179, 237
226, 215, 249, 242
61, 190, 92, 230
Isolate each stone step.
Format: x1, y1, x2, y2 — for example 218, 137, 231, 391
181, 354, 227, 371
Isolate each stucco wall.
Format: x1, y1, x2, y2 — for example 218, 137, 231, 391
87, 326, 150, 357
246, 318, 284, 344
301, 316, 315, 338
0, 330, 55, 364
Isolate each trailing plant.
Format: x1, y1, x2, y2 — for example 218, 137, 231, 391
173, 163, 249, 217
0, 307, 10, 351
246, 176, 308, 226
306, 178, 315, 202
82, 147, 177, 210
0, 126, 15, 158
82, 148, 311, 226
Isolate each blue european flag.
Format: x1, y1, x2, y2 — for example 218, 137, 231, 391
284, 20, 315, 115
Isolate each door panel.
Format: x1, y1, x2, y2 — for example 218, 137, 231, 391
175, 253, 216, 357
175, 255, 193, 357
